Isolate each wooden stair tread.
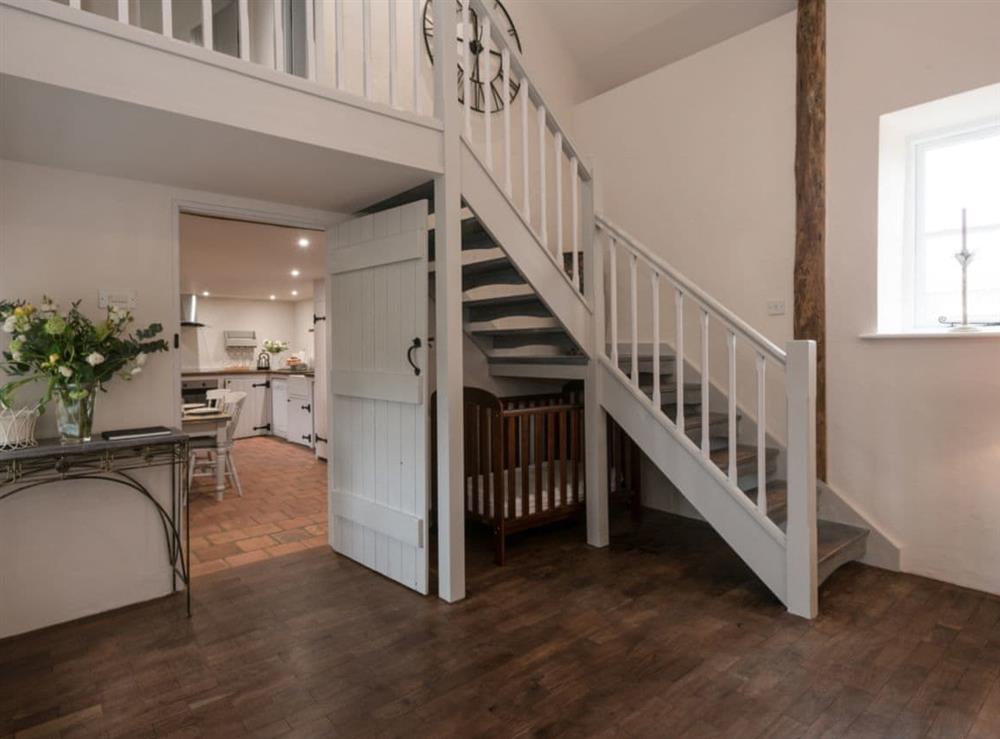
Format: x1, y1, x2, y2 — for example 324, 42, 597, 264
817, 520, 869, 563
742, 481, 788, 519
710, 444, 779, 469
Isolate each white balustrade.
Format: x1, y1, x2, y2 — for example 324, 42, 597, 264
651, 271, 661, 409
58, 0, 435, 117
727, 330, 738, 482
756, 353, 767, 513
608, 236, 618, 368
629, 253, 638, 386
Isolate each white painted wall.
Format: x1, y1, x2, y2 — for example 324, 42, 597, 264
180, 296, 297, 371
0, 159, 339, 637
573, 1, 1000, 596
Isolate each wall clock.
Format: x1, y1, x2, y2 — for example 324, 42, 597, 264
423, 0, 522, 113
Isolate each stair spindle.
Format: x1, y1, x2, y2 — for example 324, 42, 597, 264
70, 0, 80, 8
237, 0, 249, 60
538, 105, 547, 248
609, 237, 618, 367
387, 0, 396, 103
700, 309, 710, 458
412, 0, 420, 112
162, 0, 173, 38
200, 0, 211, 48
362, 0, 372, 98
335, 0, 344, 89
756, 353, 767, 514
521, 79, 530, 219
483, 19, 493, 169
462, 0, 471, 139
727, 330, 737, 482
629, 253, 639, 386
118, 0, 129, 25
503, 50, 512, 195
554, 132, 563, 260
571, 156, 580, 291
651, 271, 661, 409
273, 0, 284, 72
675, 288, 685, 430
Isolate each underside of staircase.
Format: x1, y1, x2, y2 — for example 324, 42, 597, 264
359, 155, 871, 616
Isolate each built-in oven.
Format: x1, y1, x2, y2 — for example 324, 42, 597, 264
181, 378, 219, 406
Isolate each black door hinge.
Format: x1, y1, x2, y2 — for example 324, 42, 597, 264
314, 435, 328, 444
253, 423, 271, 432
301, 403, 311, 413
252, 380, 271, 388
302, 434, 312, 443
174, 333, 180, 349
313, 314, 326, 325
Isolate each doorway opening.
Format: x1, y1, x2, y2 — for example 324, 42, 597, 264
176, 210, 330, 578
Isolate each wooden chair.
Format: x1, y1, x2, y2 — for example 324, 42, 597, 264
189, 390, 246, 499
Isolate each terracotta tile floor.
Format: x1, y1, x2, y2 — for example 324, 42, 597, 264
188, 436, 327, 577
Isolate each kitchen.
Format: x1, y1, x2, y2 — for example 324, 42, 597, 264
178, 213, 330, 576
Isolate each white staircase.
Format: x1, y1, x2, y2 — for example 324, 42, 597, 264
364, 0, 870, 618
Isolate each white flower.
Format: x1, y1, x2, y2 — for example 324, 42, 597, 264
58, 366, 73, 378
135, 352, 147, 367
130, 366, 142, 376
11, 351, 22, 362
2, 316, 16, 333
85, 352, 105, 366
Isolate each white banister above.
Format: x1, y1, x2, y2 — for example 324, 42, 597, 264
595, 215, 787, 366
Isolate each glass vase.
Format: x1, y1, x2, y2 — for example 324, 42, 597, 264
56, 385, 97, 444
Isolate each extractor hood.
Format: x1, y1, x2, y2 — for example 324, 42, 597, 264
224, 330, 257, 348
180, 294, 204, 327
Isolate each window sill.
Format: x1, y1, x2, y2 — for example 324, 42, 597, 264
860, 328, 1000, 340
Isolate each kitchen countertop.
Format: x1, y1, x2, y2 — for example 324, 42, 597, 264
182, 368, 314, 377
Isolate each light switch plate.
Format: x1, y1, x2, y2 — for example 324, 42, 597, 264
99, 289, 137, 311
767, 300, 786, 316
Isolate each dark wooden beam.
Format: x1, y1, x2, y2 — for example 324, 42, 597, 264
795, 0, 827, 479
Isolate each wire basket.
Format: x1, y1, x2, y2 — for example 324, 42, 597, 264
0, 407, 40, 449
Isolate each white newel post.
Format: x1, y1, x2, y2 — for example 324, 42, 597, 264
583, 167, 609, 548
785, 339, 818, 618
432, 0, 466, 602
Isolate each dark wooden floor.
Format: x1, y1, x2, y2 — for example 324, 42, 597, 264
2, 510, 999, 738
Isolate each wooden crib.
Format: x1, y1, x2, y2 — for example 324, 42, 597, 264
432, 387, 586, 564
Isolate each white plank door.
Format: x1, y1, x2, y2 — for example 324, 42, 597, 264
327, 201, 430, 594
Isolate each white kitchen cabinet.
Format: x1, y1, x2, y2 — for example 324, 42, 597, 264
271, 378, 288, 438
286, 375, 314, 448
224, 376, 270, 438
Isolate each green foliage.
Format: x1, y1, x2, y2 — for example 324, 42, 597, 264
0, 297, 169, 411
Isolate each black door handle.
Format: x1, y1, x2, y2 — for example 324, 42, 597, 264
301, 404, 311, 413
406, 337, 422, 376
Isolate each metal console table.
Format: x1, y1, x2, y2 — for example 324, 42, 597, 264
0, 432, 191, 616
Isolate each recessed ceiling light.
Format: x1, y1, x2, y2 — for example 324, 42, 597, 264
201, 291, 210, 297
269, 294, 276, 301
291, 290, 299, 297
290, 269, 300, 277
297, 237, 310, 247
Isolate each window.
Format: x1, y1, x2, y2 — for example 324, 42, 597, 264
911, 124, 1000, 328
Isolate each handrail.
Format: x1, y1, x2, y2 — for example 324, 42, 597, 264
466, 0, 592, 182
595, 215, 787, 365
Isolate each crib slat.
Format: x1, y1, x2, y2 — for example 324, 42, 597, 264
570, 410, 581, 503
559, 409, 567, 507
535, 415, 543, 515
547, 412, 555, 512
506, 415, 515, 519
481, 405, 490, 518
520, 416, 529, 520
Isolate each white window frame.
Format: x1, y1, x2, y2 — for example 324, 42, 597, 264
907, 120, 1000, 329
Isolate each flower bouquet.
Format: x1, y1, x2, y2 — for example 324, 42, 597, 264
0, 298, 169, 443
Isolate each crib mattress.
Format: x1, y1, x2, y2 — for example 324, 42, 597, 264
465, 461, 586, 519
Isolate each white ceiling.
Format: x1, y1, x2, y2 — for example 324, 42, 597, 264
0, 75, 432, 213
180, 214, 325, 301
528, 0, 796, 99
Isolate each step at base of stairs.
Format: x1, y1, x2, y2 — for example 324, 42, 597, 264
486, 353, 588, 366
817, 521, 869, 585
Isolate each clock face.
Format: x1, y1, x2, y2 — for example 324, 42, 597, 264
423, 0, 522, 113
